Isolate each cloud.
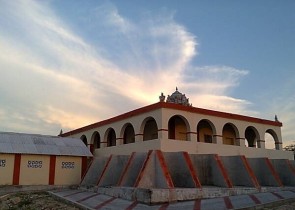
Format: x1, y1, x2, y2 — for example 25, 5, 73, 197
0, 0, 253, 135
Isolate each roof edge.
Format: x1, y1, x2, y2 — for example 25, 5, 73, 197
61, 102, 282, 137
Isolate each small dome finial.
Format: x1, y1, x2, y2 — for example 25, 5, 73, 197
176, 87, 178, 91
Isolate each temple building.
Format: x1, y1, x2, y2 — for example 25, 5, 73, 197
61, 88, 293, 160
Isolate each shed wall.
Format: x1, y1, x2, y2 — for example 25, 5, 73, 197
0, 154, 14, 185
19, 155, 50, 185
54, 156, 82, 185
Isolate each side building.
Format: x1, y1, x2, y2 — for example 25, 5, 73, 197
0, 132, 92, 185
61, 89, 293, 160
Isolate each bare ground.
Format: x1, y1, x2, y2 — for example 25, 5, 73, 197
0, 191, 82, 210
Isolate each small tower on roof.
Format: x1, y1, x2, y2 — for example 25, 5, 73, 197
162, 87, 192, 106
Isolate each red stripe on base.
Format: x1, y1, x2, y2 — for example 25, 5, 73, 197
80, 157, 95, 185
271, 192, 284, 199
94, 197, 116, 209
249, 194, 261, 204
214, 154, 233, 188
97, 155, 113, 185
159, 202, 169, 210
194, 199, 201, 210
13, 154, 21, 185
183, 152, 202, 188
240, 156, 260, 189
286, 160, 295, 175
265, 158, 283, 187
49, 155, 56, 185
224, 196, 234, 209
117, 152, 136, 186
125, 201, 138, 210
77, 193, 100, 203
134, 150, 153, 187
156, 150, 174, 189
64, 191, 84, 197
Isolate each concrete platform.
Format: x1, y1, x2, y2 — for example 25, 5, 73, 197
49, 187, 295, 210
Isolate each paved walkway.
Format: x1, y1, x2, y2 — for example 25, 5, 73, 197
49, 188, 295, 210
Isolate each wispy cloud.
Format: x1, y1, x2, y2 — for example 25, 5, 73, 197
0, 0, 257, 135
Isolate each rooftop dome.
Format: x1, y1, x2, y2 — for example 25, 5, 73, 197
165, 87, 192, 106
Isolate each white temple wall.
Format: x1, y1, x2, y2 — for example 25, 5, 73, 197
65, 105, 285, 159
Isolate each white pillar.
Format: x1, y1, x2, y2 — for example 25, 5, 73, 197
214, 135, 223, 145
188, 132, 198, 142
135, 134, 143, 142
158, 129, 168, 140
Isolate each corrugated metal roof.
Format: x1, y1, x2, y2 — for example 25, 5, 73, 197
0, 132, 92, 157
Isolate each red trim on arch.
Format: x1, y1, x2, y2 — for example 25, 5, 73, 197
257, 140, 265, 142
13, 154, 21, 185
186, 131, 198, 134
49, 155, 56, 185
61, 102, 282, 137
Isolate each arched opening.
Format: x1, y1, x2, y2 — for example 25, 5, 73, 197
142, 117, 158, 141
197, 119, 216, 143
222, 123, 238, 145
245, 126, 259, 148
123, 123, 135, 144
168, 115, 189, 141
91, 131, 100, 149
106, 128, 116, 147
80, 135, 87, 146
265, 129, 279, 150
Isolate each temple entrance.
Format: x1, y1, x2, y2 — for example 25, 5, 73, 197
168, 115, 188, 141
222, 123, 238, 145
245, 127, 259, 147
123, 124, 135, 144
265, 129, 280, 150
91, 131, 100, 149
143, 118, 158, 141
106, 128, 116, 147
197, 119, 215, 143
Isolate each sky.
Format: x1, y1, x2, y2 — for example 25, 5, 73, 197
0, 0, 294, 148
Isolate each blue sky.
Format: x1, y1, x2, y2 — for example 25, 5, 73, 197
0, 0, 294, 148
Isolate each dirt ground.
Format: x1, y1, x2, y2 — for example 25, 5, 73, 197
264, 202, 295, 210
0, 191, 82, 210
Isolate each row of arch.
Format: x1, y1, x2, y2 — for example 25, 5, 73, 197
80, 115, 280, 150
